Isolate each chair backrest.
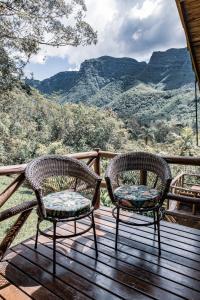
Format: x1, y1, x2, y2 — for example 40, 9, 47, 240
25, 155, 100, 191
25, 155, 101, 217
105, 152, 172, 204
106, 152, 171, 182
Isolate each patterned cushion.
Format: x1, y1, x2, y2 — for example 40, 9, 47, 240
42, 191, 91, 218
114, 185, 161, 209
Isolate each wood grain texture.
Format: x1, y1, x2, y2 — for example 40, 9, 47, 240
176, 0, 200, 88
1, 207, 200, 299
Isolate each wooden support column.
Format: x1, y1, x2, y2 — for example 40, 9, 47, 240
94, 149, 101, 209
140, 170, 147, 185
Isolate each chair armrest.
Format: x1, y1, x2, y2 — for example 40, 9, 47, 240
92, 178, 102, 207
105, 176, 116, 204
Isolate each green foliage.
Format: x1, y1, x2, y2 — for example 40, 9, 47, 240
0, 88, 129, 165
176, 127, 196, 156
100, 190, 112, 207
0, 0, 97, 90
139, 126, 155, 145
0, 175, 52, 245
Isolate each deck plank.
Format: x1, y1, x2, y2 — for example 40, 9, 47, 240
0, 259, 60, 299
56, 222, 200, 291
47, 226, 199, 299
0, 273, 31, 300
12, 242, 124, 300
23, 237, 178, 300
0, 207, 200, 300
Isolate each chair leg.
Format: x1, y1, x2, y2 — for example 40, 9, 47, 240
115, 207, 120, 251
35, 217, 39, 249
53, 221, 57, 275
74, 220, 77, 235
153, 210, 157, 232
91, 211, 98, 258
156, 209, 161, 256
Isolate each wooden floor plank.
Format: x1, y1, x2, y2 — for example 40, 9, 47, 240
16, 239, 152, 300
23, 236, 184, 300
45, 226, 200, 300
79, 218, 200, 270
1, 207, 200, 300
0, 273, 31, 300
55, 222, 200, 292
101, 207, 200, 236
93, 213, 200, 257
0, 260, 60, 299
5, 250, 93, 300
98, 209, 200, 246
61, 220, 200, 279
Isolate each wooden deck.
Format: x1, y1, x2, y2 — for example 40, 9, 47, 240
1, 207, 200, 300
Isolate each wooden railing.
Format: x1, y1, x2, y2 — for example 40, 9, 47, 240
1, 149, 200, 259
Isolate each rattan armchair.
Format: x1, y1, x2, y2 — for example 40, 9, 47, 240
25, 155, 101, 275
105, 152, 172, 254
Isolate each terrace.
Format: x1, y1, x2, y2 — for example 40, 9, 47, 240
1, 0, 200, 299
0, 150, 200, 299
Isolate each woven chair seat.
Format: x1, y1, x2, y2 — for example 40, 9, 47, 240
114, 185, 161, 209
42, 191, 91, 218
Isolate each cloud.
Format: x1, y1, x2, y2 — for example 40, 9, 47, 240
29, 0, 186, 75
128, 0, 162, 20
116, 0, 186, 59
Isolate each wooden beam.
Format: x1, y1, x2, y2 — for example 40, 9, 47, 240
0, 200, 37, 222
0, 174, 25, 208
167, 192, 200, 204
176, 0, 200, 88
0, 209, 33, 260
0, 151, 98, 176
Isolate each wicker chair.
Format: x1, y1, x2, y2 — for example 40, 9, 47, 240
25, 155, 101, 275
105, 152, 172, 255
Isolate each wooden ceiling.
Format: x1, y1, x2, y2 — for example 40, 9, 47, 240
176, 0, 200, 88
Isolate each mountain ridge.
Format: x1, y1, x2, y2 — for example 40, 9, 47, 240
27, 47, 196, 128
28, 48, 194, 99
27, 47, 195, 126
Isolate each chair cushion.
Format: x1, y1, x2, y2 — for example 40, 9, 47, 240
114, 185, 161, 209
42, 191, 91, 219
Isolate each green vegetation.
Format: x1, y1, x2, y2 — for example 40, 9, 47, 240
0, 0, 97, 90
0, 176, 53, 245
0, 87, 129, 165
1, 42, 200, 246
1, 84, 200, 246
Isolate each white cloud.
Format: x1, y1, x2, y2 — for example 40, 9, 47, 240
129, 0, 162, 20
29, 0, 186, 71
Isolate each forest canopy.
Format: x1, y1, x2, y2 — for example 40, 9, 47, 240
0, 0, 97, 90
0, 87, 129, 164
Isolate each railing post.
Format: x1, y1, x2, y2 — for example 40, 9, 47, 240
94, 148, 101, 209
140, 170, 147, 185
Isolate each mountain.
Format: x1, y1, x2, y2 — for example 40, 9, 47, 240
28, 55, 147, 102
139, 48, 194, 89
28, 71, 79, 95
28, 48, 194, 98
27, 48, 195, 126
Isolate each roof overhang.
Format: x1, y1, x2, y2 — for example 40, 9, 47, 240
176, 0, 200, 88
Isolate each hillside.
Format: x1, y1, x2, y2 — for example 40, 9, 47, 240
0, 88, 129, 165
107, 83, 195, 126
28, 48, 194, 95
27, 47, 195, 125
139, 48, 194, 89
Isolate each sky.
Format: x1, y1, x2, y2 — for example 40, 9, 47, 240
25, 0, 187, 80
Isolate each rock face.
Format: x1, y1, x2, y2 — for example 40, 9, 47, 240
27, 71, 79, 94
139, 48, 194, 89
28, 47, 194, 103
79, 56, 147, 81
